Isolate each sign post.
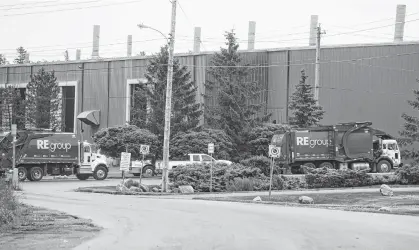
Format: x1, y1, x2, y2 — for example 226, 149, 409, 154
139, 144, 150, 184
208, 143, 215, 193
11, 124, 18, 189
268, 145, 281, 200
120, 149, 131, 184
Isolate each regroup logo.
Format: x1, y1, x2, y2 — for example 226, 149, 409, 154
37, 140, 72, 152
296, 137, 332, 148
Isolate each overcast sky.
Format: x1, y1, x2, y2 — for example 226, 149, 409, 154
1, 0, 419, 62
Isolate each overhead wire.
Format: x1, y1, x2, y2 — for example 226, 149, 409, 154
0, 0, 106, 11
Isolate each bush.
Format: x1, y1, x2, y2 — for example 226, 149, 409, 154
170, 129, 235, 161
305, 167, 373, 189
0, 179, 20, 227
395, 164, 419, 184
93, 125, 159, 160
240, 156, 282, 176
244, 124, 289, 157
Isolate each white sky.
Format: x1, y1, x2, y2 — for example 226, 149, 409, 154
0, 0, 419, 62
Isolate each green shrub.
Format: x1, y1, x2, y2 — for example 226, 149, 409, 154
395, 164, 419, 184
245, 124, 289, 157
305, 167, 373, 189
226, 178, 256, 192
240, 156, 283, 176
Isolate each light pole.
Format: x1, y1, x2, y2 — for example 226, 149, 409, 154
137, 0, 177, 192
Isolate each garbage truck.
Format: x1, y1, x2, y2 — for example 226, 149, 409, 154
0, 129, 109, 182
271, 121, 403, 173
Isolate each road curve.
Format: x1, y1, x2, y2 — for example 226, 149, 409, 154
20, 180, 419, 250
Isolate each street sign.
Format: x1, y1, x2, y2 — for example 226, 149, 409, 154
269, 145, 281, 158
140, 144, 150, 155
208, 143, 214, 154
120, 152, 131, 171
11, 124, 17, 137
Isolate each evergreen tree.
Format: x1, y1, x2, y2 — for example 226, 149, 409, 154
130, 45, 202, 158
26, 68, 61, 130
14, 47, 27, 64
288, 69, 325, 128
0, 85, 26, 129
204, 30, 268, 145
0, 54, 7, 65
399, 79, 419, 163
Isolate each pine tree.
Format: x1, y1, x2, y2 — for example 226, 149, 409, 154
130, 45, 202, 157
26, 68, 61, 130
0, 85, 26, 130
14, 47, 27, 64
204, 30, 268, 145
0, 54, 7, 65
399, 79, 419, 163
288, 69, 325, 128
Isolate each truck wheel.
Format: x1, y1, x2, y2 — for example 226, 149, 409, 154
93, 165, 108, 181
319, 162, 334, 169
142, 165, 154, 177
17, 167, 28, 182
76, 174, 90, 181
377, 160, 391, 173
29, 167, 44, 182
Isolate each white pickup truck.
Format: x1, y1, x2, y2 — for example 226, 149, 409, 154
155, 153, 233, 171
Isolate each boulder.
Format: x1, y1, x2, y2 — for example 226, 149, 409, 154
129, 186, 142, 193
123, 179, 135, 188
379, 207, 391, 212
380, 184, 394, 196
253, 196, 262, 202
152, 187, 159, 193
179, 185, 194, 194
139, 184, 150, 192
298, 196, 314, 204
116, 184, 130, 193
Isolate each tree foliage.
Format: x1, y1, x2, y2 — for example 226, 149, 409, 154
399, 80, 419, 163
93, 125, 159, 160
0, 85, 26, 129
130, 45, 202, 157
204, 30, 268, 144
0, 54, 7, 65
170, 128, 235, 161
288, 69, 325, 128
25, 68, 60, 130
14, 47, 27, 64
245, 124, 290, 157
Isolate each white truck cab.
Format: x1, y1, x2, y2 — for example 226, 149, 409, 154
381, 139, 402, 168
77, 141, 109, 180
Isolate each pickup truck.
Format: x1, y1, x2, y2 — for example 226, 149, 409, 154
129, 153, 233, 176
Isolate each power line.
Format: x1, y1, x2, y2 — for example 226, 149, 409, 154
0, 0, 62, 8
0, 0, 106, 11
0, 0, 145, 17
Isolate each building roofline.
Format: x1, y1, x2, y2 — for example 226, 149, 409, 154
1, 40, 419, 68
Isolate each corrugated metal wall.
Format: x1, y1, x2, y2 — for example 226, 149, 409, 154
1, 42, 418, 139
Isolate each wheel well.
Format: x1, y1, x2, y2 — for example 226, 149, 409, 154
95, 164, 108, 172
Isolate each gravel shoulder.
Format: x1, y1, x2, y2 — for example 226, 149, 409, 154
0, 202, 102, 250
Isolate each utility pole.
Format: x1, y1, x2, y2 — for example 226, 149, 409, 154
314, 23, 326, 105
161, 0, 177, 192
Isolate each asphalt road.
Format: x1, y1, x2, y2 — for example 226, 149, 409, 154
19, 179, 419, 250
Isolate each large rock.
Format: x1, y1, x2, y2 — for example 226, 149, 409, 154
179, 185, 194, 194
130, 186, 142, 193
253, 196, 262, 202
123, 179, 135, 188
139, 184, 150, 192
298, 196, 314, 204
116, 183, 130, 193
152, 187, 159, 193
380, 184, 394, 196
379, 207, 391, 212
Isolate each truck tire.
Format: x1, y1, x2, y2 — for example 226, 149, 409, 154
142, 165, 155, 177
29, 167, 44, 182
93, 165, 108, 181
17, 167, 28, 182
319, 162, 334, 169
76, 174, 90, 181
377, 160, 391, 173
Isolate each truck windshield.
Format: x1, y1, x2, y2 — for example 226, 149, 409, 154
387, 143, 398, 150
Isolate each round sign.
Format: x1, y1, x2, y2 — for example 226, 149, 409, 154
269, 145, 281, 158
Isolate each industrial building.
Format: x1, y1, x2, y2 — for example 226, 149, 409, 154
1, 4, 418, 140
